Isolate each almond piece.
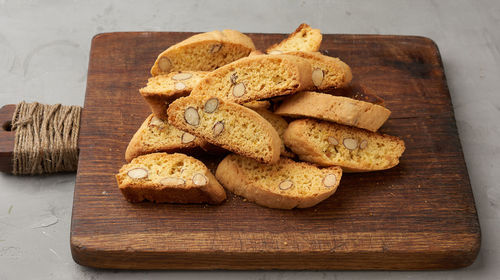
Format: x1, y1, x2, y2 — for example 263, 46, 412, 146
323, 174, 337, 188
181, 132, 196, 144
127, 168, 148, 179
158, 57, 172, 72
327, 136, 339, 146
210, 43, 222, 53
172, 72, 193, 81
204, 98, 219, 113
192, 173, 208, 186
232, 82, 246, 97
360, 140, 368, 150
213, 121, 225, 137
184, 107, 200, 126
268, 50, 283, 55
230, 73, 238, 84
149, 116, 164, 127
160, 177, 186, 186
175, 82, 186, 90
279, 179, 294, 190
312, 68, 324, 87
343, 138, 358, 150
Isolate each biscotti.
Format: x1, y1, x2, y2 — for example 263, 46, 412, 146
216, 154, 342, 209
243, 100, 271, 110
125, 115, 204, 162
285, 51, 352, 89
190, 54, 313, 104
283, 119, 405, 172
253, 108, 294, 157
140, 71, 208, 119
151, 29, 256, 76
266, 23, 322, 54
116, 153, 226, 204
275, 91, 391, 132
167, 95, 281, 164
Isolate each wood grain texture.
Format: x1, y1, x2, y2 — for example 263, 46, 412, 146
0, 105, 15, 173
70, 32, 480, 270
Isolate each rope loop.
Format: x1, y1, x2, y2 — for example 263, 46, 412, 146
11, 101, 82, 175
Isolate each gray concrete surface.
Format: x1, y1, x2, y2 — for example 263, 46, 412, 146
0, 0, 499, 279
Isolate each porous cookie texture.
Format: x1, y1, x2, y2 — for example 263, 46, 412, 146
276, 91, 391, 132
216, 154, 342, 209
140, 71, 208, 119
283, 119, 405, 172
125, 114, 204, 162
151, 29, 255, 76
285, 51, 352, 90
253, 108, 294, 157
243, 100, 271, 110
167, 95, 281, 164
190, 54, 313, 104
116, 153, 226, 204
266, 23, 322, 54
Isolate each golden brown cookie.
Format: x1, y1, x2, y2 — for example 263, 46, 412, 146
275, 91, 391, 132
167, 95, 281, 164
216, 154, 342, 209
151, 29, 256, 76
283, 119, 405, 172
116, 153, 226, 204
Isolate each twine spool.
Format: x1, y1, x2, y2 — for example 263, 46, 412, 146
11, 101, 82, 175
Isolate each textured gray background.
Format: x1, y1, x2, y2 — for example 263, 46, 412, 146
0, 0, 499, 279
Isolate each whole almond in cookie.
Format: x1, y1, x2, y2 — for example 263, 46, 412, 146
184, 107, 200, 126
213, 121, 225, 137
323, 174, 337, 188
204, 98, 219, 113
312, 68, 324, 87
232, 83, 246, 97
343, 138, 358, 150
160, 177, 186, 186
172, 72, 193, 81
127, 168, 148, 179
181, 132, 196, 144
158, 57, 172, 72
279, 180, 294, 190
192, 173, 208, 186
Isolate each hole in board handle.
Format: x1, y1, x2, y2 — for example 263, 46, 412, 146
2, 121, 12, 131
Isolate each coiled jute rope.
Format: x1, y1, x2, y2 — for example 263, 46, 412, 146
11, 101, 82, 175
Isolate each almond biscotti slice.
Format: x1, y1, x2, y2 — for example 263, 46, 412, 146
190, 54, 313, 104
283, 119, 405, 172
151, 30, 255, 76
125, 115, 204, 162
275, 91, 391, 132
266, 23, 322, 54
216, 154, 342, 209
253, 108, 294, 158
116, 152, 226, 204
167, 95, 281, 164
285, 51, 352, 89
140, 71, 208, 119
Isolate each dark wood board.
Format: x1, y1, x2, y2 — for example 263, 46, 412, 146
70, 32, 480, 270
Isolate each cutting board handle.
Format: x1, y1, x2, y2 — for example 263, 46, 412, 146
0, 104, 16, 173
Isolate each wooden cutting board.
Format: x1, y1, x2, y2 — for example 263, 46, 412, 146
70, 32, 480, 270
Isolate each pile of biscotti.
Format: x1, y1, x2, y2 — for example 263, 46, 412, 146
115, 24, 406, 209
